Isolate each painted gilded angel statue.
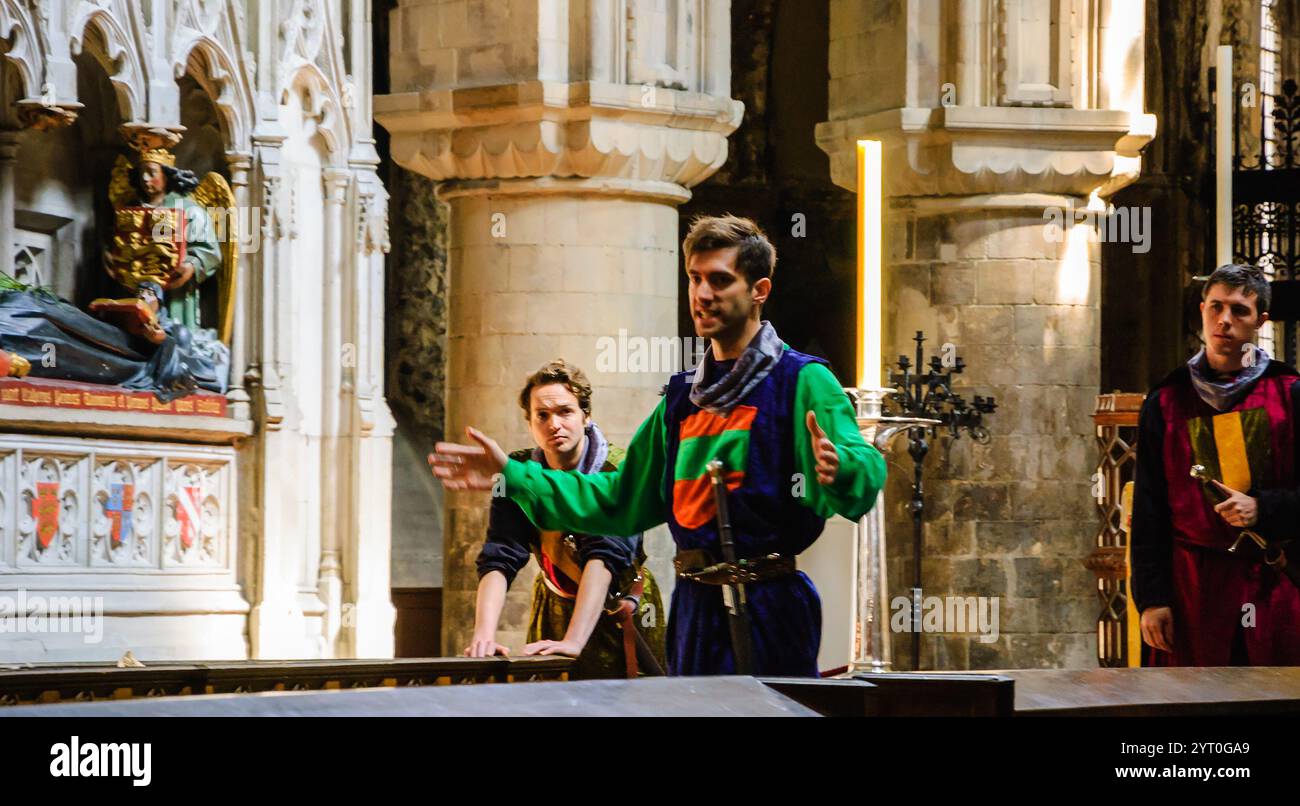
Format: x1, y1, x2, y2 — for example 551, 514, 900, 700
104, 145, 237, 342
0, 135, 236, 400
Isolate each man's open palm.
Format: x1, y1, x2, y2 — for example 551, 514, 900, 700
806, 410, 840, 485
428, 427, 509, 491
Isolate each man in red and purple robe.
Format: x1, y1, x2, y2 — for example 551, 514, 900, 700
1132, 263, 1300, 665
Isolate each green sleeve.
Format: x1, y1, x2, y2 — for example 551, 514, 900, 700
503, 398, 669, 537
794, 362, 886, 520
182, 198, 221, 282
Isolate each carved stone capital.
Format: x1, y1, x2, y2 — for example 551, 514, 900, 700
14, 100, 83, 131
224, 151, 254, 179
376, 80, 743, 202
436, 175, 691, 205
322, 167, 351, 206
818, 0, 1152, 201
119, 123, 187, 152
816, 106, 1157, 200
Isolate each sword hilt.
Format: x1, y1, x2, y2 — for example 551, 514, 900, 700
705, 458, 746, 612
1190, 463, 1233, 505
1193, 465, 1273, 554
1228, 530, 1270, 553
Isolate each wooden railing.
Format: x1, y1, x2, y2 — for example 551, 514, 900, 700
0, 656, 573, 707
1085, 392, 1144, 667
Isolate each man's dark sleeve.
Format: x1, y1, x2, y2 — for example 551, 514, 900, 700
1130, 392, 1174, 612
1251, 378, 1300, 541
475, 495, 536, 587
568, 441, 644, 579
574, 531, 640, 579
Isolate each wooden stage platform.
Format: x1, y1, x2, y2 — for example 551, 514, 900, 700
3, 660, 1300, 716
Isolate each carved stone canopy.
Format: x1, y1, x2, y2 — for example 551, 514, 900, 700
375, 81, 744, 202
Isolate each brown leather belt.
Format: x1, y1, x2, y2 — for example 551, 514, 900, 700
605, 574, 665, 678
673, 549, 796, 585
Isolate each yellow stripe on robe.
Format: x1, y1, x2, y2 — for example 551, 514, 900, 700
1121, 481, 1141, 667
1212, 411, 1252, 492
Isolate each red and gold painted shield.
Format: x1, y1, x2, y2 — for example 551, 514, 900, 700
176, 485, 202, 550
33, 482, 59, 549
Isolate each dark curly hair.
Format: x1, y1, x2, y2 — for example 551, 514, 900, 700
129, 161, 200, 198
518, 358, 593, 419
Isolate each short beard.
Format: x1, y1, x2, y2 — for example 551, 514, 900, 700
716, 298, 758, 337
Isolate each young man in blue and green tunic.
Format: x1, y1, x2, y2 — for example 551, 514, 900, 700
432, 215, 886, 676
465, 359, 667, 679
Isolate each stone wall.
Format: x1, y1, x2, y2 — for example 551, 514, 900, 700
376, 0, 742, 654
383, 166, 449, 591
686, 0, 1106, 670
680, 0, 858, 377
376, 0, 449, 591
1101, 0, 1217, 393
884, 209, 1101, 669
1101, 0, 1300, 393
815, 0, 1154, 671
376, 0, 1169, 671
437, 190, 680, 655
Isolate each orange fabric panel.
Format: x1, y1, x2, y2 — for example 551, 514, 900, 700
672, 470, 744, 530
678, 405, 759, 440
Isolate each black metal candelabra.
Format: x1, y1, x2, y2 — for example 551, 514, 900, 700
883, 330, 997, 670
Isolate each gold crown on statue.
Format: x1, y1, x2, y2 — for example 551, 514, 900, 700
135, 147, 176, 167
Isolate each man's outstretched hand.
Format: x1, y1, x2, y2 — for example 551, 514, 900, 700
806, 410, 840, 486
428, 427, 509, 491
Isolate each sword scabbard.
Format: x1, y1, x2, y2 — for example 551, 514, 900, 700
707, 458, 756, 674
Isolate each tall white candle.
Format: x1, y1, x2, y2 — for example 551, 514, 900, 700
1216, 45, 1233, 267
857, 139, 883, 390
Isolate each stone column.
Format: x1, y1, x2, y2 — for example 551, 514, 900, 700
224, 151, 253, 421
378, 0, 742, 653
342, 150, 398, 660
816, 0, 1153, 669
246, 133, 315, 658
319, 166, 352, 656
0, 130, 18, 277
